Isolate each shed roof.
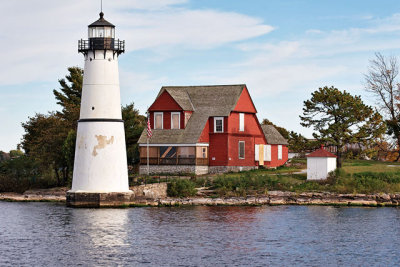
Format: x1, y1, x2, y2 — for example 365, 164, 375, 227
261, 125, 289, 145
138, 85, 246, 144
306, 148, 337, 158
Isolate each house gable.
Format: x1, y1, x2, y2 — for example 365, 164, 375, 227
233, 86, 257, 113
149, 90, 183, 111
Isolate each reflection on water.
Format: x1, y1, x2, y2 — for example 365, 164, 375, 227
1, 203, 400, 266
73, 209, 130, 249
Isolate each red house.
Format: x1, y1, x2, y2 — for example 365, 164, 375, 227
138, 85, 288, 175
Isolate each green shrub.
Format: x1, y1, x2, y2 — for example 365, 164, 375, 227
0, 156, 40, 193
167, 179, 197, 197
0, 156, 60, 193
211, 173, 272, 196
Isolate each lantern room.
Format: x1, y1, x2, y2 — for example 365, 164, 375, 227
78, 12, 125, 57
88, 12, 115, 38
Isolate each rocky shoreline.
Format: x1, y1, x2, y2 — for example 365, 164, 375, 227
1, 187, 400, 207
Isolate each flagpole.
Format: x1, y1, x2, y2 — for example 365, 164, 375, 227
147, 110, 150, 176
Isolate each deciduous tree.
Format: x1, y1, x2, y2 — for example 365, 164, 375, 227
21, 113, 70, 186
364, 53, 400, 161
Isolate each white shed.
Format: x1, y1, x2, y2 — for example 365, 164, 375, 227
306, 147, 337, 180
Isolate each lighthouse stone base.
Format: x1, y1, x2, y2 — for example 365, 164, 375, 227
66, 191, 134, 208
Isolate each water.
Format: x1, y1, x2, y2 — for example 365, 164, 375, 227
1, 202, 400, 266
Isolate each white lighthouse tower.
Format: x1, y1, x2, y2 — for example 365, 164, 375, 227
67, 12, 132, 207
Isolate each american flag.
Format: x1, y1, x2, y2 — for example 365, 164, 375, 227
147, 115, 152, 138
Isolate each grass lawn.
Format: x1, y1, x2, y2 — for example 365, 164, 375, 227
197, 159, 400, 196
342, 159, 400, 174
137, 159, 400, 197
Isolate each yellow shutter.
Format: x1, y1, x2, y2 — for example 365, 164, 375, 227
259, 144, 264, 166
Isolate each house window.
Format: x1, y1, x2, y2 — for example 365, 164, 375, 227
202, 148, 207, 158
154, 112, 163, 129
265, 145, 271, 161
239, 141, 245, 159
171, 112, 180, 129
278, 145, 282, 160
239, 113, 244, 131
214, 117, 224, 133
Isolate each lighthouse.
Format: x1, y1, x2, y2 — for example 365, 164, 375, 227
67, 12, 132, 207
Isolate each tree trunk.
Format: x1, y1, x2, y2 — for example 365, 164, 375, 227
396, 135, 400, 162
336, 146, 342, 168
54, 167, 61, 186
62, 167, 68, 186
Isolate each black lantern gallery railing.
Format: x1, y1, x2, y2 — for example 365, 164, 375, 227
78, 38, 125, 57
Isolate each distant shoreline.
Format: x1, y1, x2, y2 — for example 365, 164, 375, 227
1, 188, 400, 207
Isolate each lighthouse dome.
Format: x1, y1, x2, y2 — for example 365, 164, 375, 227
89, 12, 115, 27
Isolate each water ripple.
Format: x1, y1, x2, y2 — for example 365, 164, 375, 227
1, 203, 400, 266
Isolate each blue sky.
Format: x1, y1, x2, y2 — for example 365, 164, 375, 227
2, 0, 400, 151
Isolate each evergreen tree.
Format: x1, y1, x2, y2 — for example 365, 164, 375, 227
122, 103, 146, 165
53, 66, 83, 128
300, 86, 386, 167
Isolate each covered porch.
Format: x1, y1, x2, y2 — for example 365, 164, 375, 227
140, 145, 209, 166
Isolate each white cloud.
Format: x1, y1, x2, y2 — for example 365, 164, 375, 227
180, 13, 400, 136
109, 0, 188, 11
0, 1, 273, 86
119, 10, 274, 50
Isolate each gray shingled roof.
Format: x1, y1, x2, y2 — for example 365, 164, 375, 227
138, 85, 246, 144
261, 125, 289, 145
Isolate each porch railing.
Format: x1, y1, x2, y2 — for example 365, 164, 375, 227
140, 157, 208, 166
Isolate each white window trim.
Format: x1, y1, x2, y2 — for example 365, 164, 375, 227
214, 117, 224, 133
239, 113, 244, 132
239, 141, 245, 159
171, 112, 181, 129
154, 112, 163, 129
278, 145, 283, 160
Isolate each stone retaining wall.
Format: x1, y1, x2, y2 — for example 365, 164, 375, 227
139, 165, 209, 175
3, 188, 400, 207
132, 191, 400, 207
208, 166, 257, 174
130, 183, 167, 199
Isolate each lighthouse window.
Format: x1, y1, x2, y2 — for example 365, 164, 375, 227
98, 28, 104, 37
89, 28, 96, 38
105, 28, 111, 38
